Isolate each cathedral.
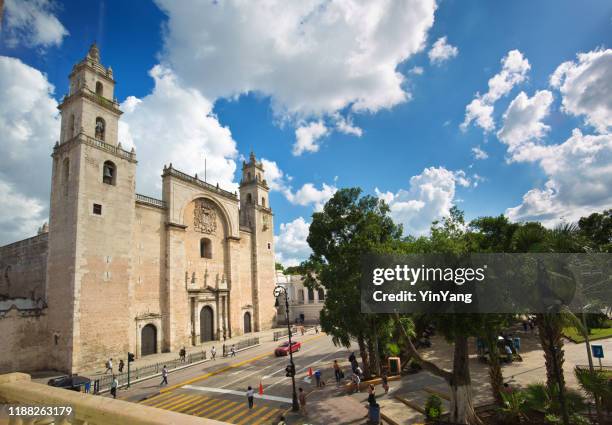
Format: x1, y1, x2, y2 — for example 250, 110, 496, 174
0, 44, 276, 373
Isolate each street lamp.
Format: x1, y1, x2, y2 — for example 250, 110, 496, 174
274, 285, 300, 412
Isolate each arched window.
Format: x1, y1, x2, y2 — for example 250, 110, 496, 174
246, 193, 252, 204
317, 288, 325, 302
261, 197, 266, 207
102, 160, 116, 185
69, 114, 75, 139
298, 290, 304, 304
308, 288, 315, 304
96, 81, 103, 96
95, 117, 105, 140
200, 238, 212, 259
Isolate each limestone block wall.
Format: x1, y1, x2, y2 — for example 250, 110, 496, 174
254, 210, 276, 331
0, 233, 48, 300
0, 309, 49, 373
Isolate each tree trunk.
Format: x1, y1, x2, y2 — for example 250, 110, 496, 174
357, 334, 371, 379
486, 332, 504, 406
369, 317, 382, 377
537, 314, 566, 391
449, 335, 482, 425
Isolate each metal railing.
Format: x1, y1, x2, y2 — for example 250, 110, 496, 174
273, 329, 289, 341
222, 337, 259, 356
92, 350, 207, 392
136, 193, 167, 209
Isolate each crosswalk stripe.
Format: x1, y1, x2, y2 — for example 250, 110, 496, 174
235, 406, 270, 425
166, 395, 205, 412
181, 397, 218, 415
175, 395, 210, 413
146, 393, 186, 408
225, 404, 262, 423
193, 398, 233, 417
252, 407, 283, 425
206, 400, 241, 420
211, 400, 246, 422
154, 393, 195, 409
141, 392, 175, 405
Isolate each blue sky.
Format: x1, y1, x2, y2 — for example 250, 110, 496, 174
1, 0, 610, 265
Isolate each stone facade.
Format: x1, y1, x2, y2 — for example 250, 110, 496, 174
0, 45, 277, 374
275, 272, 326, 325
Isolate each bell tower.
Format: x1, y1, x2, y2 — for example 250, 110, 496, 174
59, 43, 120, 146
46, 44, 137, 372
239, 152, 275, 332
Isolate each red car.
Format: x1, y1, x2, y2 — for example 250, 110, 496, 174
274, 341, 301, 356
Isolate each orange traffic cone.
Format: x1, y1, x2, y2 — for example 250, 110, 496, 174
258, 381, 264, 395
308, 367, 313, 377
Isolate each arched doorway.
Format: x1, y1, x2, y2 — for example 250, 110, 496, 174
141, 324, 157, 356
200, 306, 214, 342
244, 312, 252, 334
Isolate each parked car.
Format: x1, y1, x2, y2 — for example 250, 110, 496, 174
274, 341, 301, 356
47, 375, 91, 391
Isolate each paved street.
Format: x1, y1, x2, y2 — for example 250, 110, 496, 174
116, 331, 354, 424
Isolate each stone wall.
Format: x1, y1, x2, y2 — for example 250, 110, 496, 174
0, 307, 49, 373
0, 233, 48, 301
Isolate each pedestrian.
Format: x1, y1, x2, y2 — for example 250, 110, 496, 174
161, 365, 168, 386
382, 372, 389, 394
333, 360, 341, 385
110, 375, 118, 399
84, 380, 91, 394
355, 365, 363, 379
231, 345, 236, 357
104, 358, 113, 374
315, 326, 319, 334
352, 372, 361, 393
118, 359, 124, 373
314, 369, 321, 387
298, 387, 307, 416
367, 384, 376, 406
529, 318, 535, 333
246, 385, 254, 409
211, 346, 216, 360
179, 346, 186, 362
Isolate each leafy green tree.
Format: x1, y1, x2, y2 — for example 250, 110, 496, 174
306, 188, 402, 378
578, 209, 612, 251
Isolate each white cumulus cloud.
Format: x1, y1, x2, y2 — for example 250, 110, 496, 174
0, 56, 60, 244
461, 50, 531, 133
274, 217, 312, 267
293, 121, 329, 156
428, 36, 458, 65
506, 129, 612, 226
3, 0, 68, 48
550, 48, 612, 134
471, 146, 489, 160
497, 90, 554, 160
376, 167, 469, 236
120, 65, 238, 197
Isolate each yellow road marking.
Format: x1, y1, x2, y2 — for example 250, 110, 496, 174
253, 407, 282, 425
160, 333, 327, 393
212, 400, 247, 421
235, 406, 270, 425
167, 394, 206, 412
147, 393, 187, 408
193, 398, 234, 417
140, 392, 175, 405
175, 395, 210, 413
181, 397, 218, 415
154, 393, 195, 409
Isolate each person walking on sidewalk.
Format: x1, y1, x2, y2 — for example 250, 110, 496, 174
160, 365, 169, 386
179, 346, 186, 362
230, 345, 236, 357
110, 376, 118, 399
314, 369, 322, 387
104, 358, 113, 374
118, 359, 125, 373
381, 372, 389, 394
298, 387, 307, 416
246, 386, 255, 409
211, 346, 216, 360
333, 360, 342, 385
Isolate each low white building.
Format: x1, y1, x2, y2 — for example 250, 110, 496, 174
275, 271, 326, 325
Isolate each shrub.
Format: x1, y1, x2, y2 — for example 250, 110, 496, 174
424, 394, 443, 421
